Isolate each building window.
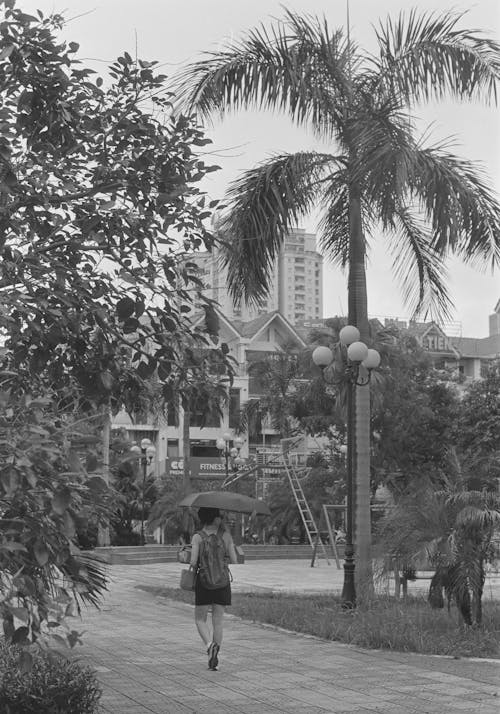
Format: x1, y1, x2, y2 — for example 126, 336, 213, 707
167, 439, 179, 457
190, 439, 220, 457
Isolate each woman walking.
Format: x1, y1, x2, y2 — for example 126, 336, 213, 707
190, 507, 238, 670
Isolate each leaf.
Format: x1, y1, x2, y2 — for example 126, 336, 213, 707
8, 606, 29, 624
137, 359, 156, 379
116, 296, 135, 320
62, 511, 76, 538
204, 305, 219, 336
0, 542, 27, 553
87, 475, 108, 494
12, 626, 29, 645
23, 467, 37, 488
68, 42, 79, 53
52, 487, 72, 515
157, 360, 170, 381
34, 540, 49, 566
67, 629, 82, 648
1, 466, 19, 496
0, 45, 14, 60
100, 370, 113, 391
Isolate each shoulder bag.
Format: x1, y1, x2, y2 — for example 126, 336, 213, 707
180, 565, 197, 591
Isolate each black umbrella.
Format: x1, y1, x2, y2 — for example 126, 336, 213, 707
178, 490, 270, 516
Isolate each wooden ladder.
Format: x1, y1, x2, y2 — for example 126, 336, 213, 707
280, 438, 331, 565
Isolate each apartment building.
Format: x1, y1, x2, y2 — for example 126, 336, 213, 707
112, 309, 307, 482
187, 227, 323, 326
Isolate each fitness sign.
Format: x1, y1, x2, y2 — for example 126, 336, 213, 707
166, 457, 226, 479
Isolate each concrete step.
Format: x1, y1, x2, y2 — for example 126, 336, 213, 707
91, 544, 343, 565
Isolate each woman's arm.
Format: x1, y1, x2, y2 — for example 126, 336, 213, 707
223, 531, 238, 564
190, 533, 201, 568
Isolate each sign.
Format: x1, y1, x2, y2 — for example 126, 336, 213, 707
166, 457, 226, 480
420, 328, 452, 352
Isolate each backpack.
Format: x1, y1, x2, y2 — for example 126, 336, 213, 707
197, 530, 230, 590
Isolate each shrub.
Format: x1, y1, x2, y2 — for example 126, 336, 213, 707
0, 643, 102, 714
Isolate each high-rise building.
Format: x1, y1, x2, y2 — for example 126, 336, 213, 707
277, 227, 323, 325
187, 227, 323, 325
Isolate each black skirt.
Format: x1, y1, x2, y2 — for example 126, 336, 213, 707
195, 577, 231, 606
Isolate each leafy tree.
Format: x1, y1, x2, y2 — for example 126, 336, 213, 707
178, 8, 500, 587
105, 433, 158, 546
371, 329, 461, 493
456, 359, 500, 490
0, 2, 225, 413
0, 388, 110, 651
0, 1, 230, 650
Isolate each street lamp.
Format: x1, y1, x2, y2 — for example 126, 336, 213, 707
130, 437, 156, 545
312, 326, 380, 608
216, 432, 244, 481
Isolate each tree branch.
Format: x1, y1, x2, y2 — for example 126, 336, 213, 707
5, 182, 124, 213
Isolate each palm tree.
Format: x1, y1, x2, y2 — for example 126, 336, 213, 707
376, 468, 500, 626
178, 9, 500, 587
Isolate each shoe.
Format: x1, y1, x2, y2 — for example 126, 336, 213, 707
207, 642, 220, 670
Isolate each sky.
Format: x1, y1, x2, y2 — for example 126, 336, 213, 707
21, 0, 500, 337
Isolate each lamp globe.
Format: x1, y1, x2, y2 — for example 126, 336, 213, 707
362, 349, 381, 369
339, 325, 360, 346
347, 341, 369, 363
312, 345, 333, 367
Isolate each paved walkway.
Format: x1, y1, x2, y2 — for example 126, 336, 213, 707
77, 561, 500, 714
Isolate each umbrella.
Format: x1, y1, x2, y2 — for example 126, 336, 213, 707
178, 490, 271, 516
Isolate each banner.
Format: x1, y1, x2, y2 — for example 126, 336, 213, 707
165, 457, 226, 480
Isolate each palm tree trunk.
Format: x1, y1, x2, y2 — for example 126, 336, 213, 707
182, 405, 191, 494
347, 188, 372, 593
97, 404, 111, 546
181, 403, 192, 536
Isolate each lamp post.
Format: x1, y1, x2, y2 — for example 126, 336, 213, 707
216, 432, 244, 481
130, 438, 156, 545
216, 432, 246, 540
312, 325, 380, 608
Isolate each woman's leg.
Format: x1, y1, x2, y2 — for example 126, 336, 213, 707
194, 605, 211, 646
211, 604, 225, 645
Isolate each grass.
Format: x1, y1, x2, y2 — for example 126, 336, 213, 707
139, 585, 500, 659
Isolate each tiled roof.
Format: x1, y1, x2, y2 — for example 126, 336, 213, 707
232, 311, 280, 338
452, 334, 500, 358
233, 311, 306, 347
407, 320, 444, 336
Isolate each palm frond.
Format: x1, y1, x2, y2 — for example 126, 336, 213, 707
376, 9, 500, 105
317, 171, 350, 268
350, 93, 417, 223
220, 151, 339, 305
407, 144, 500, 267
63, 550, 108, 610
455, 504, 500, 531
234, 398, 262, 438
387, 206, 453, 321
176, 9, 352, 137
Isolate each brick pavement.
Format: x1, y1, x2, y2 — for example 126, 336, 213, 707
76, 561, 500, 713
